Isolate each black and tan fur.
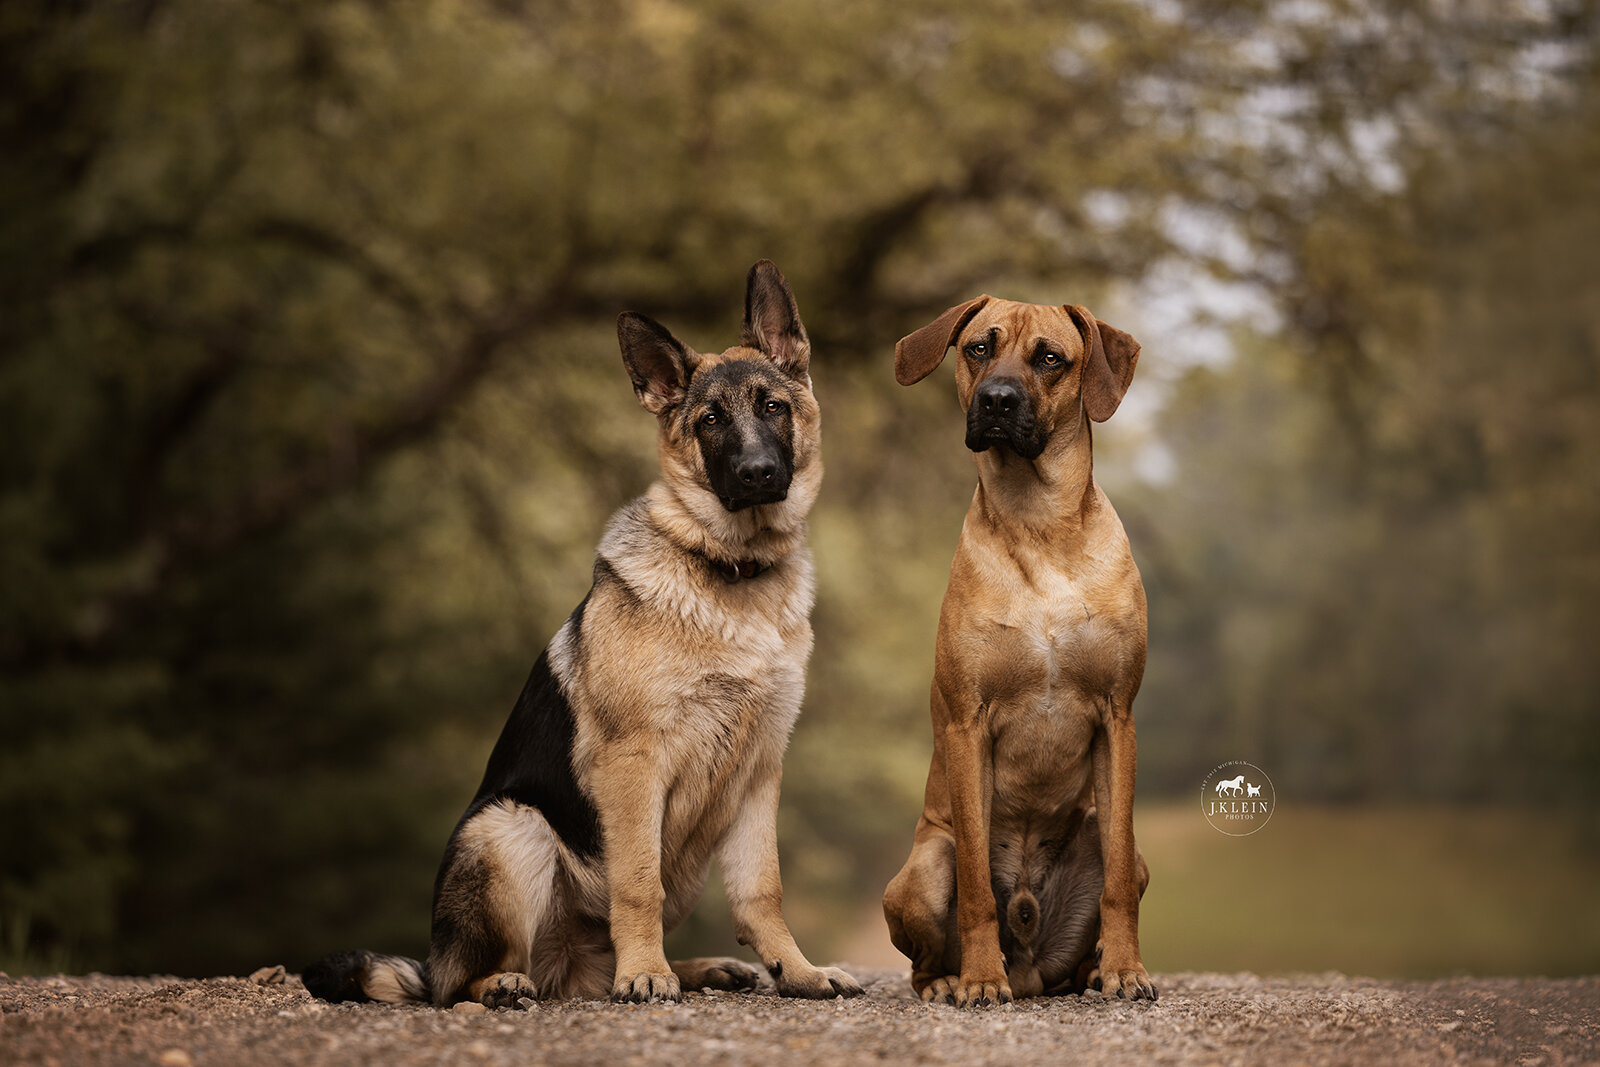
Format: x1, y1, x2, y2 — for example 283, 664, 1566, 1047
304, 262, 861, 1007
881, 297, 1157, 1007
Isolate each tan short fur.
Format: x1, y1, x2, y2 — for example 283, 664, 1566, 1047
882, 297, 1157, 1006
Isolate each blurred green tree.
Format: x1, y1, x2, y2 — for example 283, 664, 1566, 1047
1127, 62, 1600, 806
0, 0, 1591, 974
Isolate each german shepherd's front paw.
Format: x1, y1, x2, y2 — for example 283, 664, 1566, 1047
773, 963, 863, 999
479, 972, 537, 1009
919, 975, 958, 1005
954, 973, 1012, 1008
611, 970, 682, 1003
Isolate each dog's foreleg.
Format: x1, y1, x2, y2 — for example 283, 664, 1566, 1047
1090, 712, 1158, 1001
718, 763, 864, 999
944, 708, 1012, 1007
590, 750, 679, 1003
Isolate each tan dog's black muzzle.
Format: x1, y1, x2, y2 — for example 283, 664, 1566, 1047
966, 376, 1042, 458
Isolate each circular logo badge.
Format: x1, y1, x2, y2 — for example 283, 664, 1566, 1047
1200, 760, 1276, 836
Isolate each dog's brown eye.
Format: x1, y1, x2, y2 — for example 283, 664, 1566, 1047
968, 342, 988, 358
1042, 352, 1060, 366
702, 412, 718, 426
764, 399, 784, 414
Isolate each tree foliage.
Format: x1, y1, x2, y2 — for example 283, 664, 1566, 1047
1, 0, 1594, 974
1128, 69, 1600, 803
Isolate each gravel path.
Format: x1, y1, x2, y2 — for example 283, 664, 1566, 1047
2, 967, 1596, 1066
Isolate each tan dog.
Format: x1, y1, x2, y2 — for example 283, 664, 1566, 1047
882, 296, 1156, 1006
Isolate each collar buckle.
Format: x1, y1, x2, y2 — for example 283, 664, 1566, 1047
718, 558, 765, 584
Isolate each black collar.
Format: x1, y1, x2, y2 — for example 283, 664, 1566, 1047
712, 557, 767, 584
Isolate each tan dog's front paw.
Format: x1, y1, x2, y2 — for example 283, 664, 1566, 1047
611, 970, 682, 1003
773, 962, 863, 999
955, 973, 1012, 1008
1097, 959, 1158, 1001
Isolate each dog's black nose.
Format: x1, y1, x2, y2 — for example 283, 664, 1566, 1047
976, 379, 1025, 418
736, 456, 778, 487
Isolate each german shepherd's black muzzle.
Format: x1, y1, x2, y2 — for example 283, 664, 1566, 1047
965, 377, 1044, 459
707, 432, 792, 511
694, 362, 797, 512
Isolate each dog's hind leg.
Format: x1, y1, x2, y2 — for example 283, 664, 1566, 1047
883, 820, 962, 1002
670, 957, 763, 993
427, 799, 563, 1007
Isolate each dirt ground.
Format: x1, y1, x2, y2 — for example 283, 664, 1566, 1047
2, 966, 1596, 1066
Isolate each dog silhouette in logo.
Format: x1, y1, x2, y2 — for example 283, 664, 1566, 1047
1247, 783, 1262, 798
1215, 775, 1245, 797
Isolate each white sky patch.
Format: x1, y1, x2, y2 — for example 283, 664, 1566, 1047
1093, 257, 1281, 487
1128, 0, 1185, 25
1082, 189, 1132, 230
1051, 21, 1111, 80
1231, 34, 1283, 75
1159, 200, 1257, 274
1130, 258, 1280, 373
1347, 114, 1406, 193
1198, 83, 1316, 157
1270, 0, 1334, 27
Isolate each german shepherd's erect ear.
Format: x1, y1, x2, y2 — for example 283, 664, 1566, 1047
618, 313, 697, 415
741, 259, 810, 380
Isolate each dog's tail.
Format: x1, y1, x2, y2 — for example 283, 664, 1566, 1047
1003, 888, 1046, 997
302, 951, 430, 1005
1006, 888, 1040, 946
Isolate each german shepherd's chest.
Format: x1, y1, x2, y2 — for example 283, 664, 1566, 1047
653, 656, 801, 849
560, 531, 813, 853
651, 614, 809, 816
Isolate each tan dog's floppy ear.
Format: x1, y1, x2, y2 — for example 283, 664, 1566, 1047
618, 312, 694, 415
895, 296, 991, 386
741, 259, 811, 379
1065, 305, 1140, 422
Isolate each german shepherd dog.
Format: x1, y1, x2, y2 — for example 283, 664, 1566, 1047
303, 262, 862, 1007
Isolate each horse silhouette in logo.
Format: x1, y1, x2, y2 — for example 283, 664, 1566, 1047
1215, 775, 1246, 797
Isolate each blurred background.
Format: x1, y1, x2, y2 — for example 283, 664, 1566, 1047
3, 0, 1597, 982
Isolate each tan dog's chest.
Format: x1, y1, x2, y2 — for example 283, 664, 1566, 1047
958, 564, 1134, 819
